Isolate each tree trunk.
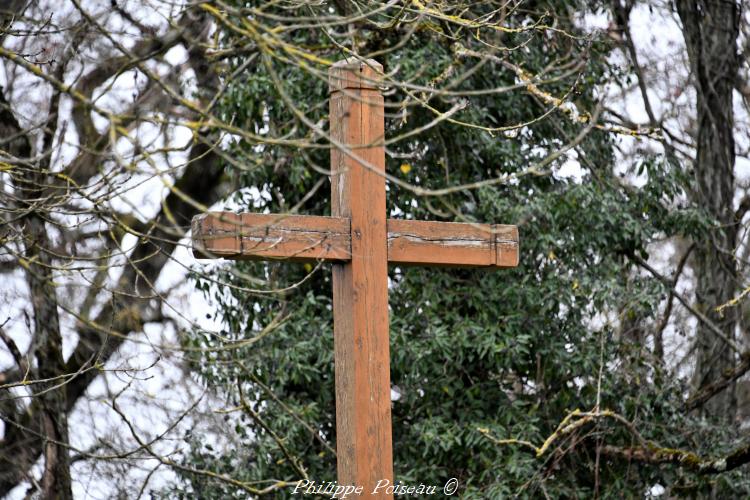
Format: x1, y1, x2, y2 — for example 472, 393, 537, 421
676, 0, 741, 419
0, 81, 73, 498
0, 8, 223, 495
25, 214, 73, 500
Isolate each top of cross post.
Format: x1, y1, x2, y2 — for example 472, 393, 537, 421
328, 58, 383, 93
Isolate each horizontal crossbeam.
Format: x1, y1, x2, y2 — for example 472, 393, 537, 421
388, 219, 518, 268
192, 212, 518, 268
191, 212, 351, 262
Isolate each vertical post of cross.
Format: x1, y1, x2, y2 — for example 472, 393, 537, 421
329, 59, 393, 496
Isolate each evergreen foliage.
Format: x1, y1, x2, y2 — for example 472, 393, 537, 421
172, 1, 748, 497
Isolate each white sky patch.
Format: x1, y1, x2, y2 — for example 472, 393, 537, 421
648, 483, 666, 497
554, 149, 585, 183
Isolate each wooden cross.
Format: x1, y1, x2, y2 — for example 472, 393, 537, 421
192, 59, 519, 497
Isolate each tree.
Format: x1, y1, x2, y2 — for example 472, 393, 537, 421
2, 0, 750, 498
675, 0, 742, 418
0, 1, 228, 497
180, 0, 750, 498
169, 3, 747, 498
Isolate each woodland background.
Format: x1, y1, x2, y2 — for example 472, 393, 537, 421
1, 0, 750, 498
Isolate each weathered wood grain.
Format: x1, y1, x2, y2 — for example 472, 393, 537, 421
193, 214, 519, 269
330, 58, 393, 497
496, 225, 520, 268
328, 58, 382, 93
191, 212, 351, 261
387, 219, 519, 268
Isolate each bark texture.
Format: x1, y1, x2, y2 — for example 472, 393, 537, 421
0, 6, 225, 496
676, 0, 741, 418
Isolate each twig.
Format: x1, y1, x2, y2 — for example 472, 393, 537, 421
686, 350, 750, 411
630, 254, 740, 354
